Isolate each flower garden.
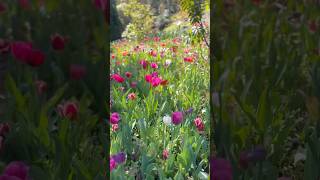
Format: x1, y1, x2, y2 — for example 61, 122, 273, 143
110, 35, 210, 179
0, 1, 107, 179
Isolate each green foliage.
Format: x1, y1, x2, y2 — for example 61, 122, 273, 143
0, 0, 106, 179
179, 0, 209, 46
119, 0, 155, 40
213, 0, 320, 179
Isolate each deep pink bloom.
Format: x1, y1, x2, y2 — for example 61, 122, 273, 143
28, 49, 45, 67
110, 113, 120, 124
184, 56, 193, 62
0, 2, 7, 14
210, 158, 232, 180
145, 74, 152, 83
130, 82, 137, 88
70, 64, 86, 80
125, 72, 132, 78
151, 62, 158, 69
0, 39, 10, 55
11, 41, 45, 67
57, 101, 79, 120
111, 74, 125, 83
153, 37, 160, 42
194, 117, 204, 131
0, 123, 10, 137
162, 149, 169, 160
19, 0, 30, 9
110, 157, 117, 171
171, 111, 183, 125
139, 60, 148, 69
34, 80, 47, 95
151, 77, 162, 87
151, 72, 158, 77
11, 41, 33, 63
128, 93, 136, 100
51, 33, 67, 51
3, 161, 29, 180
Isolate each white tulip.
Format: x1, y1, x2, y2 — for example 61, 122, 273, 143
165, 59, 171, 66
163, 115, 172, 125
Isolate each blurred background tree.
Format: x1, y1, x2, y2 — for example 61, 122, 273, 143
111, 0, 123, 40
111, 0, 209, 41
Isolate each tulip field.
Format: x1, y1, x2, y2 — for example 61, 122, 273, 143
110, 34, 210, 179
0, 1, 107, 179
211, 1, 320, 179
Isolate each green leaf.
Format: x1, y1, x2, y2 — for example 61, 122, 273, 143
5, 74, 26, 114
198, 172, 209, 180
256, 88, 269, 133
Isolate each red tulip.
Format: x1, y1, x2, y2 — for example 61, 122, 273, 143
139, 60, 149, 69
130, 82, 137, 88
11, 41, 45, 67
112, 124, 119, 132
194, 117, 205, 131
111, 74, 125, 83
184, 56, 193, 62
0, 39, 10, 55
145, 74, 152, 83
160, 80, 168, 86
57, 101, 79, 120
19, 0, 30, 9
125, 72, 132, 78
70, 64, 86, 80
151, 62, 158, 69
0, 2, 7, 14
3, 161, 29, 180
162, 149, 169, 160
11, 41, 33, 63
128, 93, 136, 100
51, 33, 67, 51
27, 49, 45, 67
151, 77, 162, 87
34, 80, 47, 95
0, 123, 10, 137
153, 37, 160, 42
